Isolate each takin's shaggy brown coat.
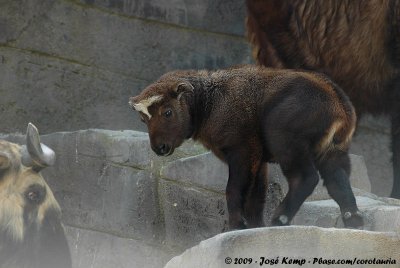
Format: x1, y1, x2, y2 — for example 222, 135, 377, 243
246, 0, 400, 198
129, 65, 363, 229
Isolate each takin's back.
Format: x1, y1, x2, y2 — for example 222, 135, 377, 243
190, 66, 356, 158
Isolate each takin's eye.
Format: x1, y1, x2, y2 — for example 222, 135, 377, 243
164, 109, 172, 118
24, 184, 46, 205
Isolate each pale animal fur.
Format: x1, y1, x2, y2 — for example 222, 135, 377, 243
130, 95, 163, 119
0, 142, 60, 242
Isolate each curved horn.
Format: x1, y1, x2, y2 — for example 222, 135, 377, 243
21, 123, 55, 171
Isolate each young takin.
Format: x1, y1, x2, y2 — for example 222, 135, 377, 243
129, 65, 363, 230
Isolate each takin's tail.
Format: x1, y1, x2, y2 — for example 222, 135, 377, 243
316, 107, 357, 159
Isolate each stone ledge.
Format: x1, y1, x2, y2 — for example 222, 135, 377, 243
165, 226, 400, 268
294, 196, 400, 232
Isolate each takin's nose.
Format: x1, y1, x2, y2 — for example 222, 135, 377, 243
153, 143, 170, 156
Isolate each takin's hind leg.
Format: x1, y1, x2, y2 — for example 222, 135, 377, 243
243, 162, 268, 228
271, 156, 319, 226
317, 151, 364, 228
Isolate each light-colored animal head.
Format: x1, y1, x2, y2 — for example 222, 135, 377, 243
129, 74, 194, 156
0, 123, 71, 268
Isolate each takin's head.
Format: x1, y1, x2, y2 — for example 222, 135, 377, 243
0, 123, 71, 268
129, 75, 194, 156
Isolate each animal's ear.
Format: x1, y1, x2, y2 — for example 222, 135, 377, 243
0, 153, 10, 170
175, 81, 194, 100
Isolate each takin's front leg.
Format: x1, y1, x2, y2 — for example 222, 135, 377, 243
243, 162, 267, 228
271, 156, 319, 226
224, 147, 256, 230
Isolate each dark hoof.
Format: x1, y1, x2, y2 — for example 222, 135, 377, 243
245, 216, 265, 228
342, 211, 364, 228
247, 221, 266, 229
229, 220, 247, 230
271, 215, 290, 226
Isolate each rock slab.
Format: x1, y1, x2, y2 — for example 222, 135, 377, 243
165, 226, 400, 268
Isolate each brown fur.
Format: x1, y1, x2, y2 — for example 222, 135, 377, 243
246, 0, 400, 198
0, 140, 71, 268
130, 65, 363, 229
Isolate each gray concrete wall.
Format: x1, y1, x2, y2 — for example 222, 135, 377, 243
351, 116, 392, 197
0, 0, 250, 134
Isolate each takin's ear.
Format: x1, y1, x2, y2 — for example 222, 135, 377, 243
175, 81, 194, 100
0, 153, 10, 170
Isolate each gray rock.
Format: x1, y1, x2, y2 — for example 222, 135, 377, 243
47, 155, 162, 241
159, 179, 228, 249
158, 179, 283, 250
28, 130, 163, 242
0, 0, 251, 134
165, 226, 400, 268
48, 129, 152, 168
65, 226, 174, 268
77, 0, 247, 36
293, 196, 400, 232
161, 152, 228, 193
9, 0, 251, 81
0, 47, 148, 134
350, 121, 392, 197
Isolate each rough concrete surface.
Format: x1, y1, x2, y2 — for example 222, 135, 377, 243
65, 226, 174, 268
350, 116, 392, 197
0, 0, 251, 134
76, 0, 247, 36
165, 226, 400, 268
294, 196, 400, 232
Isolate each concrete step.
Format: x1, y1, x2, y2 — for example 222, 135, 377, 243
294, 195, 400, 232
165, 226, 400, 268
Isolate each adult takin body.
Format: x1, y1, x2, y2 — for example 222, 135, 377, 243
129, 65, 363, 229
246, 0, 400, 199
0, 123, 71, 268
